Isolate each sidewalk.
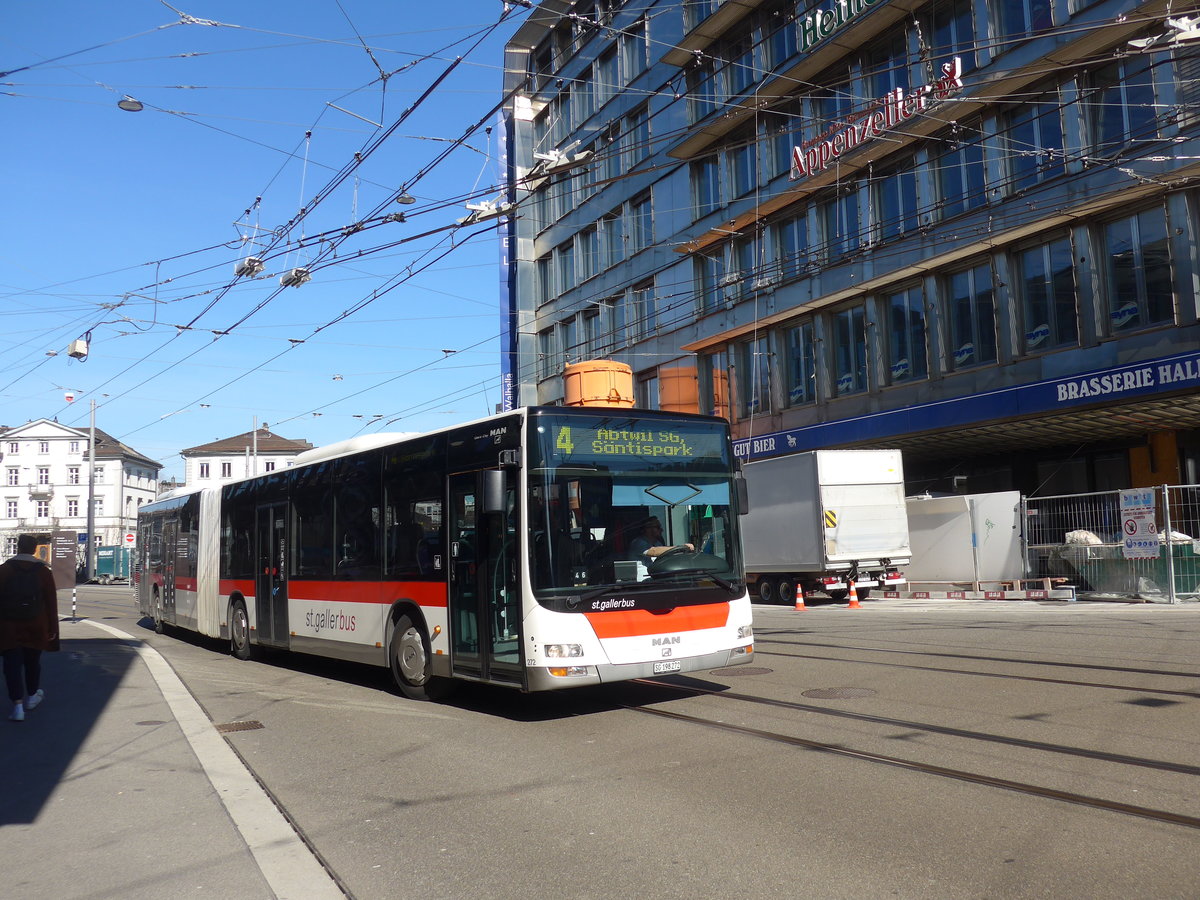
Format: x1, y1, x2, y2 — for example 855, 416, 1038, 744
0, 617, 343, 900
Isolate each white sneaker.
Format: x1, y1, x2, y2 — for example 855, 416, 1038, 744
8, 703, 24, 722
25, 689, 43, 711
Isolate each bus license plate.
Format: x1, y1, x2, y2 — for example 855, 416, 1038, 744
653, 660, 681, 674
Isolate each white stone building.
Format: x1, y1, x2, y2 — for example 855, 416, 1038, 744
0, 418, 161, 558
179, 426, 313, 490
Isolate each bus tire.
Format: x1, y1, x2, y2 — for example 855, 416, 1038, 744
390, 614, 451, 701
153, 587, 166, 634
756, 577, 776, 604
230, 599, 255, 661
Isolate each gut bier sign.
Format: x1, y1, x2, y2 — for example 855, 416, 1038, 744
1120, 489, 1158, 559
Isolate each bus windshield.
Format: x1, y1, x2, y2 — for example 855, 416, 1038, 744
527, 413, 743, 602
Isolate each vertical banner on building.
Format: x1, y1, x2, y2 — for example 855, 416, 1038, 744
1119, 489, 1159, 559
498, 110, 517, 412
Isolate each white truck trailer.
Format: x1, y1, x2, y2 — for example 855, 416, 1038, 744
741, 449, 911, 603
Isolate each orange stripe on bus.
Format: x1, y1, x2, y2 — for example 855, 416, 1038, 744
584, 603, 730, 638
217, 579, 447, 608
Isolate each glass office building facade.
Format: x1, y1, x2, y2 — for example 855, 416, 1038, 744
502, 0, 1200, 494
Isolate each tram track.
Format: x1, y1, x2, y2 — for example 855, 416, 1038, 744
626, 698, 1200, 831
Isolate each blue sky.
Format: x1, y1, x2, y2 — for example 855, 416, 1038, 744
2, 1, 530, 479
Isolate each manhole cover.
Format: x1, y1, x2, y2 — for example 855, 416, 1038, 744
215, 720, 264, 733
709, 666, 773, 676
801, 688, 877, 700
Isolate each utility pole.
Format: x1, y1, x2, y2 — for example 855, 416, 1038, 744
86, 398, 96, 580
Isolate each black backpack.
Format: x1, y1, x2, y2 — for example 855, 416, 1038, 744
1, 564, 42, 621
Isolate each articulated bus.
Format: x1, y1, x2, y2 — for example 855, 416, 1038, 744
136, 406, 753, 698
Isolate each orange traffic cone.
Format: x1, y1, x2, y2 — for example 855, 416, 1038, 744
794, 589, 806, 611
847, 583, 861, 609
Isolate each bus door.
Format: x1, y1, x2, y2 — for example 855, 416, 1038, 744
255, 503, 290, 648
161, 520, 178, 625
448, 471, 521, 685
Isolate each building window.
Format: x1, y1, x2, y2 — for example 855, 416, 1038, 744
738, 335, 772, 417
773, 213, 808, 282
768, 99, 804, 178
595, 47, 618, 108
885, 286, 929, 384
69, 441, 80, 453
636, 372, 659, 409
7, 442, 17, 454
720, 30, 756, 97
575, 66, 594, 125
831, 304, 868, 396
6, 499, 17, 518
765, 13, 798, 70
624, 104, 650, 169
863, 30, 910, 99
1018, 236, 1077, 352
582, 306, 600, 358
68, 466, 80, 485
922, 0, 977, 74
874, 159, 918, 242
946, 263, 997, 370
727, 128, 759, 198
38, 441, 49, 454
537, 254, 553, 306
1088, 55, 1158, 157
994, 0, 1053, 42
199, 462, 210, 479
629, 280, 656, 341
559, 316, 579, 366
93, 497, 103, 516
602, 296, 625, 354
695, 251, 726, 316
600, 212, 623, 270
537, 328, 556, 381
627, 193, 652, 254
785, 321, 817, 406
577, 226, 598, 281
684, 0, 721, 31
556, 240, 575, 295
936, 128, 986, 219
687, 60, 718, 123
36, 500, 49, 518
699, 350, 730, 419
1005, 88, 1064, 194
67, 498, 79, 517
620, 18, 646, 83
692, 156, 722, 217
820, 187, 860, 259
265, 461, 276, 472
6, 468, 18, 486
37, 467, 49, 485
1103, 206, 1174, 333
221, 462, 233, 478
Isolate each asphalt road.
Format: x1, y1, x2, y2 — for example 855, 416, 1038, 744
73, 588, 1200, 899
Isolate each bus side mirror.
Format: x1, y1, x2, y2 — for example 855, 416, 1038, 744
482, 469, 506, 515
736, 473, 749, 516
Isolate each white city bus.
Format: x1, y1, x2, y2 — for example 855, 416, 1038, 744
136, 406, 753, 698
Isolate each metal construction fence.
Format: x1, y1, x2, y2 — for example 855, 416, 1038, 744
1023, 484, 1200, 603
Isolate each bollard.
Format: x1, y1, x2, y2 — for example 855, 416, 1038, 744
71, 585, 77, 621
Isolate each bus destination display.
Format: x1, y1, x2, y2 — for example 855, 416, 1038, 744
548, 421, 724, 462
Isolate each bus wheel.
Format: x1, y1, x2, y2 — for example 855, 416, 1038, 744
756, 578, 776, 604
390, 615, 451, 701
230, 599, 255, 661
153, 588, 166, 634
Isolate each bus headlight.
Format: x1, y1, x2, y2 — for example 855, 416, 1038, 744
737, 625, 753, 640
545, 643, 583, 658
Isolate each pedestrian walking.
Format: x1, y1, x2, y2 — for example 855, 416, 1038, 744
0, 534, 60, 721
